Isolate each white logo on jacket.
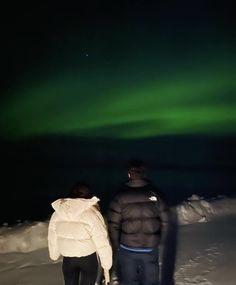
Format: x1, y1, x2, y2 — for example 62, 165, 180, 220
149, 196, 158, 201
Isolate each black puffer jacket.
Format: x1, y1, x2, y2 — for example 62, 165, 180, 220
107, 180, 169, 250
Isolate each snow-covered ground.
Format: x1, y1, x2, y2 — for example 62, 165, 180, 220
0, 195, 235, 285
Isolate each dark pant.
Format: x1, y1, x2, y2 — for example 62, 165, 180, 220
118, 248, 159, 285
62, 253, 98, 285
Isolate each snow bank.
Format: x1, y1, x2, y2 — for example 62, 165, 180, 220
0, 221, 48, 253
177, 195, 236, 225
0, 195, 235, 253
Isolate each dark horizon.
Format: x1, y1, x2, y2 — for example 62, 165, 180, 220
1, 134, 235, 224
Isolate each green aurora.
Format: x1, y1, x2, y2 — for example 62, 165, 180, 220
1, 49, 235, 140
1, 0, 236, 141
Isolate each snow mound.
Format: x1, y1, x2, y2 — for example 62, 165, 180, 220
0, 221, 48, 253
177, 195, 236, 225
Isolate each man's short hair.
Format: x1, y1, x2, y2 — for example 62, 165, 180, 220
128, 158, 146, 179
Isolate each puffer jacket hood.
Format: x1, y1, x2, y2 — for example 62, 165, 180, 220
51, 197, 99, 220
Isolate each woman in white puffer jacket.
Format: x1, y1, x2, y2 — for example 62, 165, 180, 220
48, 182, 112, 285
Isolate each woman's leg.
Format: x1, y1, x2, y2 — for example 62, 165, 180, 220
78, 253, 99, 285
62, 257, 80, 285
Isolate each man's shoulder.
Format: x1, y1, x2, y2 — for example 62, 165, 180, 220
144, 182, 167, 200
112, 185, 132, 201
112, 183, 157, 203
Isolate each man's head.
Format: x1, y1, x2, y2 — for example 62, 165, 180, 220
127, 158, 146, 180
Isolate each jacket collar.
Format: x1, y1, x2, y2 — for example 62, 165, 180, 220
126, 179, 148, 188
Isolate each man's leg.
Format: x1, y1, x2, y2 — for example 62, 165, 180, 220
141, 249, 159, 285
118, 248, 140, 285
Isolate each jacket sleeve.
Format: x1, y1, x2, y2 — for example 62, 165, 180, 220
159, 196, 170, 225
158, 195, 172, 243
48, 212, 61, 260
90, 211, 113, 270
107, 196, 122, 251
152, 186, 170, 228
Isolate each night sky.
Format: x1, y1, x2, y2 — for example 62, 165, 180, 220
0, 1, 235, 222
1, 0, 235, 139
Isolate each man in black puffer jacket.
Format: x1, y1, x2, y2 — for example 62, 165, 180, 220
108, 158, 169, 285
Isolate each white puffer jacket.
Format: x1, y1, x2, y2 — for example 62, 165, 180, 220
48, 196, 112, 270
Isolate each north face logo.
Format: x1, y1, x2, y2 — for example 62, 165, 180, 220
149, 196, 157, 201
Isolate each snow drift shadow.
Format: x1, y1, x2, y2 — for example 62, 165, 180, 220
161, 207, 178, 285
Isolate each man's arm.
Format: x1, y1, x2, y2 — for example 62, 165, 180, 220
107, 196, 122, 252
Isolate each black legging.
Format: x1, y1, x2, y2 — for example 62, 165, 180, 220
62, 253, 99, 285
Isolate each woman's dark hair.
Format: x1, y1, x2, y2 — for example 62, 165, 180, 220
69, 181, 93, 199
